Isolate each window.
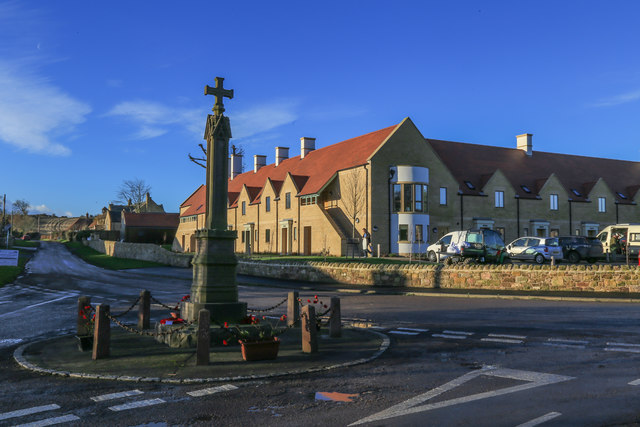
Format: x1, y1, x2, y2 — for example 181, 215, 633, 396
301, 195, 318, 206
464, 181, 475, 190
598, 197, 606, 212
550, 194, 558, 210
520, 185, 531, 193
415, 185, 427, 212
415, 224, 423, 242
617, 192, 627, 200
403, 184, 413, 212
495, 191, 504, 208
255, 230, 258, 241
496, 227, 505, 241
265, 229, 271, 243
285, 192, 291, 209
393, 184, 402, 212
293, 227, 297, 241
571, 189, 582, 197
242, 201, 246, 215
265, 196, 271, 212
550, 229, 559, 237
241, 231, 245, 243
440, 187, 447, 205
398, 224, 409, 241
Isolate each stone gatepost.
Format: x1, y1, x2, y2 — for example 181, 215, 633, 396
138, 289, 150, 330
92, 304, 110, 360
301, 305, 318, 353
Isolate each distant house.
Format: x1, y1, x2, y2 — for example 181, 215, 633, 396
121, 212, 179, 244
104, 193, 166, 232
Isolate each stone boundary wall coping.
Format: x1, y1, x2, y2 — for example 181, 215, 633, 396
83, 239, 193, 268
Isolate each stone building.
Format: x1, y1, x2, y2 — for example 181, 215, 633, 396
175, 117, 640, 256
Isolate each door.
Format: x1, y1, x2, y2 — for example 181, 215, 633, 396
303, 226, 312, 255
281, 227, 288, 254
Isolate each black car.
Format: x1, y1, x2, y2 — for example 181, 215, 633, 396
557, 236, 603, 263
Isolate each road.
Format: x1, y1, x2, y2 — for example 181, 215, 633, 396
2, 242, 640, 426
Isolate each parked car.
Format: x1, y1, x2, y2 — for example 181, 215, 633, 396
506, 237, 563, 264
427, 229, 508, 264
596, 224, 640, 259
557, 236, 603, 263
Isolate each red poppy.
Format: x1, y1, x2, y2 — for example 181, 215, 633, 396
224, 322, 228, 328
222, 339, 228, 346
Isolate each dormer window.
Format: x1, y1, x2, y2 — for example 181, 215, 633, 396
616, 192, 627, 200
464, 181, 475, 190
571, 189, 582, 197
520, 185, 531, 193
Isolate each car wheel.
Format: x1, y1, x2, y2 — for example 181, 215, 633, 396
587, 258, 597, 264
567, 251, 580, 263
428, 251, 438, 262
534, 253, 545, 264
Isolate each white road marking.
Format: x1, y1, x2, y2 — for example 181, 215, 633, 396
91, 389, 144, 402
0, 338, 23, 347
0, 404, 59, 421
543, 343, 585, 349
488, 333, 526, 340
607, 342, 640, 348
397, 327, 429, 333
349, 367, 573, 425
432, 334, 467, 339
481, 338, 524, 344
0, 294, 78, 319
13, 414, 80, 427
108, 398, 165, 411
516, 411, 562, 427
187, 384, 239, 397
628, 379, 640, 386
390, 331, 420, 336
547, 338, 589, 345
605, 347, 640, 354
442, 330, 474, 336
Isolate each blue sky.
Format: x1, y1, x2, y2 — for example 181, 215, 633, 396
1, 1, 640, 217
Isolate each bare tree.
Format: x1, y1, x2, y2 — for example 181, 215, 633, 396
116, 179, 151, 212
189, 144, 245, 169
339, 169, 366, 238
12, 199, 30, 216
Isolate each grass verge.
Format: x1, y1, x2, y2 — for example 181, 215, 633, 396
0, 249, 31, 287
64, 241, 166, 270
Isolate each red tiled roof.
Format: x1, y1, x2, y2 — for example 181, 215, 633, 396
429, 139, 640, 203
122, 212, 179, 228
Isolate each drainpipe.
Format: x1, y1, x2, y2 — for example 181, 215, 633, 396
568, 199, 572, 235
388, 169, 395, 254
615, 201, 619, 223
459, 192, 464, 229
364, 164, 369, 230
516, 195, 520, 237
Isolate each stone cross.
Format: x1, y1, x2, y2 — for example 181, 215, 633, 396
205, 77, 234, 116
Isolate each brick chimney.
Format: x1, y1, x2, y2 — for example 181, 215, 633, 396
517, 133, 533, 156
275, 147, 289, 166
254, 155, 267, 173
300, 137, 316, 159
230, 153, 243, 179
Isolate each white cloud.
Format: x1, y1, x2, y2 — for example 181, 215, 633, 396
0, 61, 91, 156
590, 89, 640, 108
105, 100, 202, 140
31, 204, 51, 214
232, 100, 299, 140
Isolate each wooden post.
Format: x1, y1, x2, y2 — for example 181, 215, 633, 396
138, 289, 150, 330
329, 296, 341, 338
287, 291, 299, 327
196, 309, 210, 366
77, 296, 91, 336
92, 304, 110, 360
301, 305, 318, 353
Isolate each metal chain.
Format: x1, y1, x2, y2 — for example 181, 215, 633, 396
111, 295, 141, 318
247, 296, 288, 313
105, 312, 195, 337
150, 295, 179, 311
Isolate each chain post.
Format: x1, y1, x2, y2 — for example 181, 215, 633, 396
92, 304, 110, 360
301, 305, 318, 353
77, 296, 91, 336
196, 309, 211, 366
138, 290, 150, 330
288, 291, 299, 327
329, 296, 341, 338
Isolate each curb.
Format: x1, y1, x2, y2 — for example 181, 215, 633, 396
13, 329, 390, 384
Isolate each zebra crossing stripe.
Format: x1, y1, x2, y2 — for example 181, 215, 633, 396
488, 333, 526, 340
442, 330, 474, 336
108, 398, 165, 412
13, 414, 80, 427
0, 404, 60, 421
91, 389, 144, 402
432, 334, 467, 339
481, 338, 524, 344
187, 384, 239, 397
628, 379, 640, 386
397, 327, 429, 333
605, 347, 640, 354
389, 330, 420, 336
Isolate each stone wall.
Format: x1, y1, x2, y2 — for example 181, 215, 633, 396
84, 240, 192, 268
237, 260, 640, 293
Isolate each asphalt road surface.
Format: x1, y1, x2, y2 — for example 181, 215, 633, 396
2, 242, 640, 426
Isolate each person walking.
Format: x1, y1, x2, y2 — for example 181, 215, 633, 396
362, 228, 372, 257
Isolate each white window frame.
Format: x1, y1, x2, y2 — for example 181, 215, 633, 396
495, 191, 504, 208
598, 197, 606, 212
550, 194, 558, 210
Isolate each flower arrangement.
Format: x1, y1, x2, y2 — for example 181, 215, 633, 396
220, 314, 288, 346
78, 305, 96, 336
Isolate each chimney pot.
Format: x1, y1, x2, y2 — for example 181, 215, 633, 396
254, 155, 267, 173
516, 133, 533, 156
230, 154, 243, 179
275, 147, 289, 166
300, 137, 316, 159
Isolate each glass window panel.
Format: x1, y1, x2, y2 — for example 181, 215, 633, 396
399, 224, 409, 241
393, 184, 401, 213
403, 184, 413, 212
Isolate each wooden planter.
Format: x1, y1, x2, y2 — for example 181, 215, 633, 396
76, 335, 93, 352
240, 337, 280, 361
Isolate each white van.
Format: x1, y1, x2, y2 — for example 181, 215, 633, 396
596, 224, 640, 259
426, 229, 507, 263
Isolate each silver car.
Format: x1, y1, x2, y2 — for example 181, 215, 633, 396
506, 237, 563, 264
